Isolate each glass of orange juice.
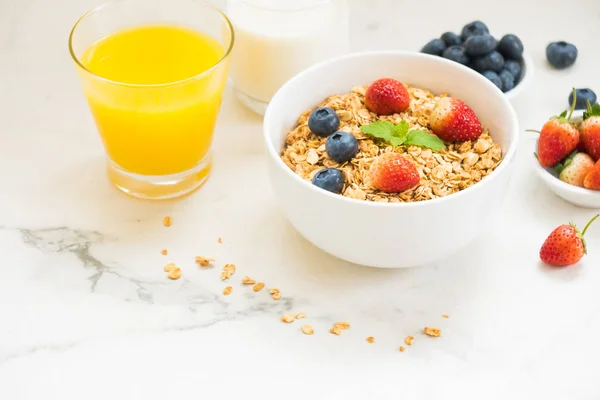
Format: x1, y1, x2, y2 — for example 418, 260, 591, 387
69, 0, 234, 199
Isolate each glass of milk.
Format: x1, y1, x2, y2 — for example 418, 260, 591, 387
226, 0, 349, 115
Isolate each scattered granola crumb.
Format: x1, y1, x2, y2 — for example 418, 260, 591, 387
161, 249, 168, 255
164, 263, 177, 272
270, 288, 281, 300
404, 336, 414, 346
399, 346, 405, 352
301, 324, 314, 335
424, 327, 441, 337
220, 270, 233, 281
253, 282, 265, 292
162, 216, 172, 227
366, 336, 375, 343
223, 286, 232, 296
241, 276, 256, 285
195, 256, 215, 267
223, 264, 236, 272
329, 326, 343, 336
295, 312, 306, 320
281, 314, 295, 323
218, 237, 223, 244
334, 321, 350, 330
167, 268, 181, 280
442, 314, 449, 319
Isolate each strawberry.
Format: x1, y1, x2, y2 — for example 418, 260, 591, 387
364, 78, 410, 115
536, 114, 579, 167
540, 214, 598, 266
583, 159, 600, 190
579, 102, 600, 161
369, 153, 420, 193
429, 97, 482, 142
556, 151, 595, 187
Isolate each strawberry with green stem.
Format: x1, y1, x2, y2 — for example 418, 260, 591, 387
533, 89, 580, 168
540, 214, 599, 266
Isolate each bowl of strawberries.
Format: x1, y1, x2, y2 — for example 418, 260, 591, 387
534, 99, 600, 209
264, 51, 519, 268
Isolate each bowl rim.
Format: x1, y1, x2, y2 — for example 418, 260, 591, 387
263, 50, 520, 209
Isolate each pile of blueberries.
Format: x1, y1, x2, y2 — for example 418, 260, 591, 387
307, 107, 358, 193
421, 21, 524, 93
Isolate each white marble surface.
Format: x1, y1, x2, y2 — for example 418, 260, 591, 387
2, 0, 600, 398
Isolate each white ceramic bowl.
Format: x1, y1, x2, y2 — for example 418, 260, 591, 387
533, 113, 600, 209
263, 51, 519, 268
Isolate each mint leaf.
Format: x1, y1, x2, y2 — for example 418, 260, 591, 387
361, 120, 445, 150
405, 130, 446, 151
393, 120, 410, 139
583, 102, 600, 120
360, 121, 407, 146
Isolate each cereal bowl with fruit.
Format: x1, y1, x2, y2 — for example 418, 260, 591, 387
533, 99, 600, 209
264, 51, 519, 268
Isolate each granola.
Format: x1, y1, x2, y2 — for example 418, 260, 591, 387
280, 85, 503, 202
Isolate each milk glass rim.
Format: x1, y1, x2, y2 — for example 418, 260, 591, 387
236, 0, 332, 12
68, 0, 235, 88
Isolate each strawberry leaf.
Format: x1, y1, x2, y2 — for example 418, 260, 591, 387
583, 102, 600, 120
551, 110, 572, 124
405, 130, 446, 151
555, 150, 578, 174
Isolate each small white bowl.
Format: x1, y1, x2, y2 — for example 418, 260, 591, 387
264, 51, 519, 268
533, 114, 600, 209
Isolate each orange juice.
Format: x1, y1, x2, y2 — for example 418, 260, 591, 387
79, 24, 227, 176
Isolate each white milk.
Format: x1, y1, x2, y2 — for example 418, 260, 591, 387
227, 0, 349, 113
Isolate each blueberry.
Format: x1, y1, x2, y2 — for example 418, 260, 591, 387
504, 59, 522, 81
546, 41, 578, 69
421, 38, 447, 56
481, 71, 503, 91
471, 51, 504, 72
442, 45, 470, 65
499, 70, 515, 92
568, 88, 597, 110
326, 131, 358, 163
464, 34, 497, 57
460, 20, 489, 41
441, 32, 462, 46
312, 168, 344, 194
308, 107, 340, 137
498, 34, 524, 60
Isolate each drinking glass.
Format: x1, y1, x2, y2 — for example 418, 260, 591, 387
226, 0, 349, 115
69, 0, 234, 199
